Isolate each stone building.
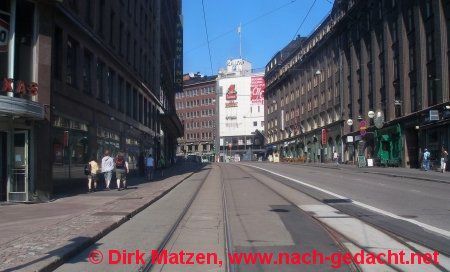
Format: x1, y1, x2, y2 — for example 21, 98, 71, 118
176, 73, 217, 162
265, 0, 450, 168
0, 0, 182, 202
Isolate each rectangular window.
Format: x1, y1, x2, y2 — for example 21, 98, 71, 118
126, 83, 132, 116
118, 77, 124, 113
96, 60, 104, 101
426, 32, 434, 62
107, 69, 114, 107
53, 26, 63, 79
82, 50, 92, 94
119, 22, 124, 55
66, 36, 78, 87
110, 11, 115, 46
98, 0, 105, 36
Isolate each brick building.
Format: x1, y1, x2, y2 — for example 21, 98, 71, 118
0, 0, 182, 202
265, 0, 450, 168
176, 73, 217, 161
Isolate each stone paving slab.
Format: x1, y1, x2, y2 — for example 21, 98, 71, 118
0, 163, 201, 272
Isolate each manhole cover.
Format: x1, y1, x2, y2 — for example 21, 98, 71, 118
92, 212, 129, 216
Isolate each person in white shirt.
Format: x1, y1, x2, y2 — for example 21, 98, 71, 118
101, 150, 114, 190
145, 154, 155, 181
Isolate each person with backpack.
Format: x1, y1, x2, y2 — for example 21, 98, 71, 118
115, 152, 129, 190
85, 155, 99, 193
101, 150, 114, 190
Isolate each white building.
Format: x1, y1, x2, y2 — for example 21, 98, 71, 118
216, 59, 266, 161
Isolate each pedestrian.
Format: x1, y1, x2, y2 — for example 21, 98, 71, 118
145, 154, 155, 181
423, 148, 431, 171
440, 146, 448, 173
101, 150, 114, 190
85, 155, 99, 193
159, 156, 166, 177
115, 152, 129, 190
333, 151, 339, 165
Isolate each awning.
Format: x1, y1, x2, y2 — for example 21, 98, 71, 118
0, 96, 44, 120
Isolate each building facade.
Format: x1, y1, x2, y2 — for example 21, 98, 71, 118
217, 59, 266, 162
176, 74, 217, 161
0, 0, 182, 202
265, 0, 450, 168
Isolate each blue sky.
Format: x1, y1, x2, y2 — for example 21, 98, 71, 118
183, 0, 334, 75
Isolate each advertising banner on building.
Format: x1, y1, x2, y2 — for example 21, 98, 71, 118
250, 76, 265, 105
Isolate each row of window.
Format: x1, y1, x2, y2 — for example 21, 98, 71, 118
176, 98, 214, 110
177, 86, 215, 98
54, 28, 160, 132
185, 120, 215, 130
185, 132, 214, 140
179, 109, 215, 119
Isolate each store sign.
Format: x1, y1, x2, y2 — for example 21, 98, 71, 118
250, 76, 265, 105
359, 120, 367, 136
321, 129, 327, 145
225, 116, 237, 120
0, 18, 9, 52
226, 84, 237, 100
429, 110, 439, 121
225, 101, 238, 108
347, 136, 354, 143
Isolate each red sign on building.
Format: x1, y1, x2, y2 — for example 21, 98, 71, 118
321, 128, 327, 145
226, 84, 237, 100
250, 76, 265, 105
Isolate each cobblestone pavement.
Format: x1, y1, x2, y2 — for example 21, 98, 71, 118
0, 163, 200, 272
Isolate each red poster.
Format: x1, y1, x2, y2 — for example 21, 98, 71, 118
321, 129, 327, 145
251, 76, 265, 105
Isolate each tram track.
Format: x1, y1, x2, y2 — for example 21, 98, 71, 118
236, 163, 449, 272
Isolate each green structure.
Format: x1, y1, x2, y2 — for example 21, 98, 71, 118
374, 124, 403, 167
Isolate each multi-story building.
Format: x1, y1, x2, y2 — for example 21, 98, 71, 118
217, 59, 266, 162
176, 73, 217, 161
265, 0, 450, 168
0, 0, 182, 202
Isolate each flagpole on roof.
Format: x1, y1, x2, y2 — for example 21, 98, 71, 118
238, 23, 242, 59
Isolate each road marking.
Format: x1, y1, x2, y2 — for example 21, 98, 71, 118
242, 164, 450, 239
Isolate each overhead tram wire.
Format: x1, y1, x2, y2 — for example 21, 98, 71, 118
201, 0, 214, 75
186, 0, 299, 54
292, 0, 318, 40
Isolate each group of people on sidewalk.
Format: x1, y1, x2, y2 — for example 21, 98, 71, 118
422, 146, 448, 173
84, 150, 167, 193
85, 150, 130, 192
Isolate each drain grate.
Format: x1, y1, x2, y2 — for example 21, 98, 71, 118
92, 211, 129, 216
269, 208, 290, 213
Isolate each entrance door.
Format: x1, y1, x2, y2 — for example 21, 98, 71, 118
9, 131, 29, 202
0, 132, 7, 201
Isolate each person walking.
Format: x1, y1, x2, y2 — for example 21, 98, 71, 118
115, 152, 129, 190
86, 155, 99, 193
101, 150, 114, 190
333, 151, 339, 166
159, 156, 166, 177
423, 148, 431, 171
440, 146, 448, 173
145, 154, 155, 181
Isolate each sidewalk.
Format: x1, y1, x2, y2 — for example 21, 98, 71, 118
0, 162, 202, 272
282, 162, 450, 184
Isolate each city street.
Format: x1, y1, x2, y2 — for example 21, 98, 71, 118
50, 162, 449, 271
